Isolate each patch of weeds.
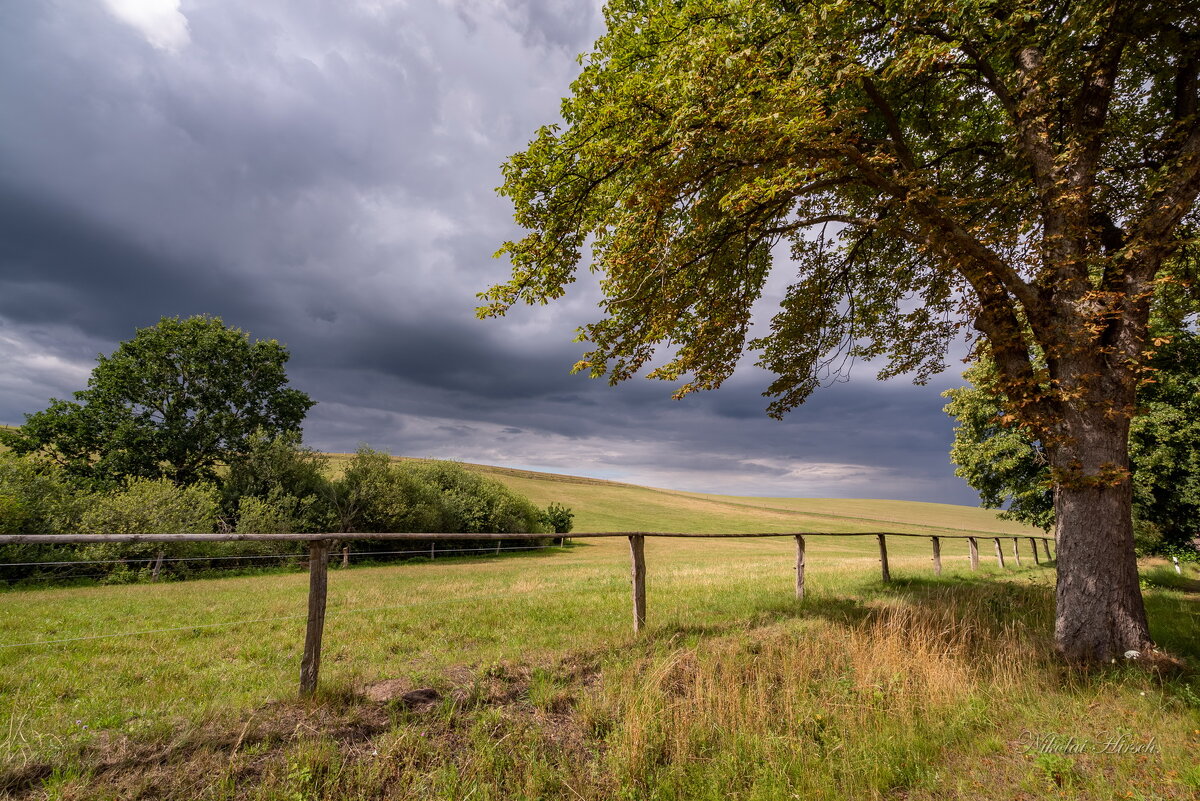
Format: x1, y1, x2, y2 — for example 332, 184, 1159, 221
1033, 752, 1081, 789
1180, 763, 1200, 791
284, 739, 339, 801
39, 763, 92, 801
528, 667, 574, 713
1168, 680, 1200, 709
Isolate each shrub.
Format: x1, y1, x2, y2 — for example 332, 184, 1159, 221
541, 502, 575, 535
78, 478, 220, 563
236, 491, 308, 535
223, 430, 331, 533
0, 453, 94, 584
399, 460, 551, 535
325, 448, 445, 535
0, 452, 88, 535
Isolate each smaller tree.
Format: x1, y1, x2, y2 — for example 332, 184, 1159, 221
541, 503, 574, 535
77, 478, 220, 565
0, 316, 315, 485
0, 452, 86, 536
401, 460, 550, 535
323, 447, 446, 535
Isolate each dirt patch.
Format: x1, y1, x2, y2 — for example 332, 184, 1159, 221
1, 658, 602, 800
360, 678, 443, 707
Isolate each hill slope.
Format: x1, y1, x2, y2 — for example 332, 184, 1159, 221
324, 453, 1039, 537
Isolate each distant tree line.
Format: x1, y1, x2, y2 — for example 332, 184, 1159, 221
0, 316, 571, 586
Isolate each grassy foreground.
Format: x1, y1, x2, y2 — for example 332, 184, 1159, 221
1, 533, 1198, 800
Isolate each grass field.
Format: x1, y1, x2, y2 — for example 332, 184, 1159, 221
2, 536, 1199, 797
1, 458, 1198, 799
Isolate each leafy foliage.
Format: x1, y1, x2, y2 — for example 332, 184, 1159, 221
0, 452, 87, 536
324, 448, 447, 535
944, 362, 1055, 531
77, 478, 220, 561
401, 460, 551, 536
0, 444, 566, 583
322, 450, 552, 553
0, 316, 314, 485
483, 0, 1200, 426
222, 430, 331, 533
1129, 332, 1200, 546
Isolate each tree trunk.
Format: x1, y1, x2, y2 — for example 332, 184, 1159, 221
1052, 409, 1152, 662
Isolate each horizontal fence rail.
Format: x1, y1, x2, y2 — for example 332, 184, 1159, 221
0, 530, 1056, 696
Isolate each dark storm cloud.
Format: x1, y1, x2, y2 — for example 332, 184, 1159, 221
0, 0, 981, 504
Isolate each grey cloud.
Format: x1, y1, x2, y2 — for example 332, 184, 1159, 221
0, 0, 982, 505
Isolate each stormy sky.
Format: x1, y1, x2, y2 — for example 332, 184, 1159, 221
0, 0, 984, 504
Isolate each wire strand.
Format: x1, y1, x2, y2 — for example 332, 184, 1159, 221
0, 543, 560, 568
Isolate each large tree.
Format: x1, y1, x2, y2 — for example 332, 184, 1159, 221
0, 316, 314, 485
480, 0, 1200, 660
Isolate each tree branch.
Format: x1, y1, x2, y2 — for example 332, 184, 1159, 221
861, 76, 917, 170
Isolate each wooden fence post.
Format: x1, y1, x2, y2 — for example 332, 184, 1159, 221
430, 542, 435, 560
968, 537, 979, 571
300, 540, 330, 697
151, 551, 165, 582
993, 538, 1006, 568
794, 535, 806, 600
1011, 538, 1022, 567
1029, 537, 1040, 565
495, 540, 501, 555
931, 536, 941, 576
877, 534, 891, 583
341, 546, 349, 568
629, 535, 646, 633
1042, 539, 1053, 561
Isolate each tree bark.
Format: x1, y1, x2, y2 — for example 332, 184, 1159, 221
1052, 408, 1152, 662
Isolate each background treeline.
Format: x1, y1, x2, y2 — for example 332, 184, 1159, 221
0, 436, 573, 586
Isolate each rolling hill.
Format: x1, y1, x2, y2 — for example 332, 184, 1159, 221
325, 453, 1041, 537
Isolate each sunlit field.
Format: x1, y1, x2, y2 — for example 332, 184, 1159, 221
2, 531, 1198, 800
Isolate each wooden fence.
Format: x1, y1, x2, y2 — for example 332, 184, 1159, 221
0, 530, 1055, 696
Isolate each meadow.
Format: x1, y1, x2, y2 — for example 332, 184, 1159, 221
0, 465, 1198, 799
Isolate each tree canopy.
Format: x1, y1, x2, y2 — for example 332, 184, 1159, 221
482, 0, 1200, 661
0, 316, 315, 485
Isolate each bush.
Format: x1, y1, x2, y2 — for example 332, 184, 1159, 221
400, 460, 551, 535
321, 450, 553, 557
1133, 519, 1165, 556
541, 502, 574, 535
78, 478, 219, 563
1, 443, 570, 585
222, 430, 331, 533
0, 452, 88, 535
326, 448, 445, 535
236, 492, 305, 535
0, 453, 94, 585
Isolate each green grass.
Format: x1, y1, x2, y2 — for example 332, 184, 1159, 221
1, 533, 1197, 800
